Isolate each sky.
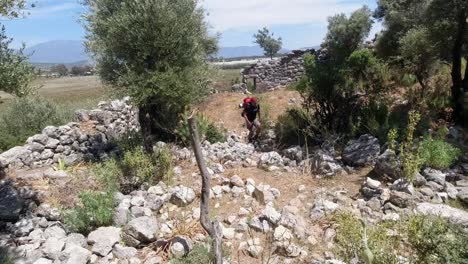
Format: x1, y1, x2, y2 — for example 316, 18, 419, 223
2, 0, 381, 49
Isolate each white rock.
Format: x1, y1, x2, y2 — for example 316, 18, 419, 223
87, 227, 121, 257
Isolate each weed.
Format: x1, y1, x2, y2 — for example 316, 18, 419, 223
407, 215, 468, 263
63, 190, 115, 235
419, 136, 461, 169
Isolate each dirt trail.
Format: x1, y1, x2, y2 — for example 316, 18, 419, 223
200, 90, 301, 132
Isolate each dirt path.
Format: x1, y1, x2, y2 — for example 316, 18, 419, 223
200, 90, 302, 132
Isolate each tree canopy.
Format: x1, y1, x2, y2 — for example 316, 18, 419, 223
375, 0, 468, 124
0, 0, 33, 97
253, 27, 283, 59
84, 0, 218, 149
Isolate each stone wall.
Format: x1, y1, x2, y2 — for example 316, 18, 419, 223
0, 97, 139, 171
241, 49, 315, 91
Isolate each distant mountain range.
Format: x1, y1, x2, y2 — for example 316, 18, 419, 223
25, 40, 90, 64
25, 40, 314, 65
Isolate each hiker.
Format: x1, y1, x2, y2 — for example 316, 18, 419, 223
241, 97, 261, 142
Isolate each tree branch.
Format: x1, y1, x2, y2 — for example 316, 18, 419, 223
188, 112, 223, 264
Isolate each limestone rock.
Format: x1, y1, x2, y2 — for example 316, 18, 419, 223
342, 134, 380, 166
87, 226, 121, 256
170, 186, 195, 207
124, 216, 159, 244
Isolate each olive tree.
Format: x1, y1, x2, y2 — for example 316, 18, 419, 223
84, 0, 218, 152
297, 7, 390, 133
0, 0, 34, 97
375, 0, 468, 124
254, 27, 283, 59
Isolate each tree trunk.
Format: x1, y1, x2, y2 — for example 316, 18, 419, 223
138, 104, 154, 154
450, 11, 466, 123
188, 112, 223, 264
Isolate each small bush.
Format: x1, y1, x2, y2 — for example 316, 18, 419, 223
118, 148, 158, 191
275, 107, 315, 146
334, 212, 401, 264
154, 146, 174, 185
171, 243, 214, 264
419, 137, 461, 169
407, 215, 468, 263
0, 96, 66, 152
92, 159, 121, 191
64, 190, 115, 235
176, 114, 227, 146
113, 131, 144, 152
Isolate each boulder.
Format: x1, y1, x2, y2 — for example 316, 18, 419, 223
308, 150, 344, 177
170, 236, 193, 257
457, 188, 468, 205
373, 149, 401, 180
170, 186, 195, 207
113, 244, 138, 260
36, 203, 61, 221
87, 226, 121, 256
389, 191, 414, 208
342, 134, 380, 166
423, 169, 446, 186
0, 180, 23, 221
42, 237, 65, 260
416, 203, 468, 231
44, 225, 67, 239
124, 216, 159, 244
63, 245, 92, 264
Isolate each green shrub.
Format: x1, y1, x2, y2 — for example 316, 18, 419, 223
419, 137, 461, 169
154, 146, 174, 185
176, 114, 227, 146
120, 148, 158, 187
113, 131, 144, 152
93, 146, 174, 193
0, 96, 66, 152
334, 212, 401, 264
92, 159, 121, 191
64, 190, 115, 235
274, 107, 315, 146
407, 215, 468, 263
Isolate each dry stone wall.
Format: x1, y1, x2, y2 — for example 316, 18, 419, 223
0, 97, 139, 171
241, 49, 315, 91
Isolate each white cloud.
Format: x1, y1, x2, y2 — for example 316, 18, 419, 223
201, 0, 368, 31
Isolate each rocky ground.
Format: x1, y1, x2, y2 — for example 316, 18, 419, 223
1, 127, 468, 264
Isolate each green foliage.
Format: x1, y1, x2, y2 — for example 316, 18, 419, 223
297, 7, 392, 135
176, 114, 226, 146
93, 146, 174, 193
407, 215, 468, 263
85, 0, 218, 140
64, 190, 115, 235
334, 212, 401, 264
253, 27, 283, 59
0, 25, 34, 97
92, 159, 121, 191
388, 111, 425, 182
154, 146, 174, 185
0, 97, 67, 152
375, 0, 468, 122
400, 111, 423, 182
419, 136, 461, 169
171, 243, 214, 264
50, 64, 69, 76
121, 148, 158, 186
274, 107, 315, 146
0, 0, 27, 17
